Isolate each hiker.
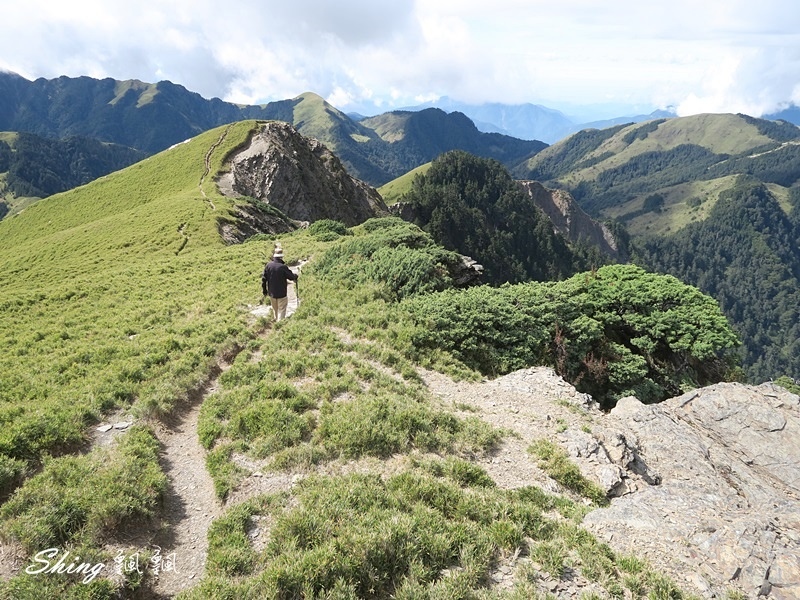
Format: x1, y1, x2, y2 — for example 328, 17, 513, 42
261, 246, 298, 321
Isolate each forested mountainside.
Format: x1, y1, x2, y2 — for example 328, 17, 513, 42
511, 113, 800, 383
0, 131, 144, 218
392, 151, 611, 285
637, 180, 800, 382
516, 113, 800, 218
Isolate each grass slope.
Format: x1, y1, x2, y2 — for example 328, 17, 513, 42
360, 111, 414, 142
520, 113, 800, 233
377, 162, 432, 204
0, 121, 699, 598
0, 120, 284, 596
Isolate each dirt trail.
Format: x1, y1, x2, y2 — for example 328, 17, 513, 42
198, 124, 233, 211
145, 360, 228, 598
147, 263, 303, 597
421, 367, 597, 493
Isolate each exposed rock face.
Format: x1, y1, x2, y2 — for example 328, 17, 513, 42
412, 367, 800, 598
218, 121, 389, 226
577, 383, 800, 599
518, 180, 623, 260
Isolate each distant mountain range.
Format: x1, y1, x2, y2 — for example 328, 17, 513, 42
384, 96, 800, 144
0, 72, 544, 191
390, 96, 678, 144
4, 70, 800, 205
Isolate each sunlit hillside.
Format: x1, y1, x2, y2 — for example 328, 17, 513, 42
515, 113, 800, 234
0, 120, 738, 599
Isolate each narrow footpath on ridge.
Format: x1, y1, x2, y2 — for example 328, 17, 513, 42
148, 265, 302, 598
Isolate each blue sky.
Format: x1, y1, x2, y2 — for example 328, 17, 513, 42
1, 0, 798, 119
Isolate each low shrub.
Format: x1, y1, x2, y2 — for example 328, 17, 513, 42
310, 217, 465, 299
307, 219, 351, 241
405, 264, 740, 407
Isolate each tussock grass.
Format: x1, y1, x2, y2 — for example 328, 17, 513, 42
185, 460, 694, 600
0, 425, 166, 553
528, 439, 608, 506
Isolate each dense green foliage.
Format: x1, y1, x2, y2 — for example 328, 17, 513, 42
511, 114, 800, 384
309, 216, 469, 299
738, 113, 800, 141
0, 132, 144, 203
637, 180, 800, 381
399, 151, 607, 285
405, 264, 740, 407
307, 218, 352, 241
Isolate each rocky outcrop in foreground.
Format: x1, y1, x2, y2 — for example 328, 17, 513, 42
579, 383, 800, 599
217, 121, 388, 227
431, 367, 799, 598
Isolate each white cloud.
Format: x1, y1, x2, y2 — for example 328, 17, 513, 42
0, 0, 798, 117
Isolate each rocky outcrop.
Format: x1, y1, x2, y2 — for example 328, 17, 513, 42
575, 383, 800, 599
217, 121, 389, 226
518, 180, 623, 260
418, 366, 800, 598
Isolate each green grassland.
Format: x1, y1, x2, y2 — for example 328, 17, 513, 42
519, 114, 800, 237
573, 114, 773, 180
0, 121, 263, 571
110, 79, 159, 107
360, 112, 413, 143
292, 92, 376, 152
377, 162, 431, 204
599, 175, 739, 236
0, 121, 710, 598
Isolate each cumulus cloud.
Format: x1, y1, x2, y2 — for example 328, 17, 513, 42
677, 46, 800, 116
0, 0, 798, 116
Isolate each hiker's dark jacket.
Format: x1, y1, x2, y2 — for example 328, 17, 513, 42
262, 258, 298, 298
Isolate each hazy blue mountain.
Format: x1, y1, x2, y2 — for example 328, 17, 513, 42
400, 96, 575, 142
766, 105, 800, 126
399, 96, 677, 143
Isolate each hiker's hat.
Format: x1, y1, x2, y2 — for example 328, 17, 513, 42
273, 248, 284, 258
